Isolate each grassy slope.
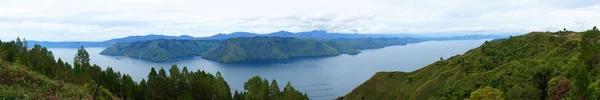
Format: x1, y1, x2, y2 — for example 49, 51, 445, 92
100, 39, 221, 62
342, 31, 600, 100
0, 61, 114, 99
202, 37, 341, 63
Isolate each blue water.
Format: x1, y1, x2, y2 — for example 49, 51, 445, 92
49, 39, 488, 99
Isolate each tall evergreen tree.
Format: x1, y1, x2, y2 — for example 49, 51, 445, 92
269, 79, 281, 100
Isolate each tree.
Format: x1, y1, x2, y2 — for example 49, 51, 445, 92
121, 75, 135, 99
214, 71, 232, 100
155, 67, 168, 99
147, 68, 159, 99
269, 79, 281, 100
234, 90, 243, 100
244, 76, 269, 100
135, 79, 149, 100
548, 76, 571, 100
168, 65, 181, 99
469, 86, 505, 100
74, 46, 90, 66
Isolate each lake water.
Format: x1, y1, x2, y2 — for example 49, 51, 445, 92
49, 39, 488, 99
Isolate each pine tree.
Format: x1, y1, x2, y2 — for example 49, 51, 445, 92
269, 79, 281, 100
234, 90, 243, 100
147, 68, 159, 99
214, 71, 232, 100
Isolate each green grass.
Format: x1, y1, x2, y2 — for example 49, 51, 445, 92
0, 61, 114, 99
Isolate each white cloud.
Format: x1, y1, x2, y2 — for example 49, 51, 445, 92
0, 0, 599, 41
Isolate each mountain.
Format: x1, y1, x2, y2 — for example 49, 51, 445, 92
27, 41, 109, 48
104, 34, 196, 44
202, 37, 342, 63
28, 34, 199, 48
100, 39, 222, 62
28, 30, 510, 48
204, 32, 261, 40
339, 28, 600, 100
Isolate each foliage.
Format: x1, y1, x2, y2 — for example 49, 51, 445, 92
236, 76, 309, 100
100, 39, 221, 62
340, 27, 600, 100
469, 86, 504, 100
202, 37, 342, 62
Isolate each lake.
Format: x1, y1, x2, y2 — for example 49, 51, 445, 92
49, 39, 488, 99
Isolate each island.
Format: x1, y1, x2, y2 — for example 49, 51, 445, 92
201, 37, 343, 63
99, 36, 426, 62
99, 39, 221, 62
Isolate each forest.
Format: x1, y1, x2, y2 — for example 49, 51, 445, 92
0, 38, 309, 99
201, 37, 343, 63
101, 36, 423, 62
340, 27, 600, 100
100, 39, 222, 62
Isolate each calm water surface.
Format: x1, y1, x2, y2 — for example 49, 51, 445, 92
50, 39, 488, 99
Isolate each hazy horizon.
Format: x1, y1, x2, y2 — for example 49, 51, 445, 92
1, 0, 599, 41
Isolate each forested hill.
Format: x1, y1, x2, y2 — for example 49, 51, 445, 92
340, 27, 600, 100
0, 38, 310, 99
100, 37, 422, 62
99, 39, 222, 62
202, 37, 343, 63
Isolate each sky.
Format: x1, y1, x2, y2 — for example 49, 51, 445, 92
0, 0, 599, 41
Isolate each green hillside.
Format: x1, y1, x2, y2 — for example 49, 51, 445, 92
100, 39, 221, 62
0, 61, 112, 99
340, 27, 600, 100
202, 37, 342, 63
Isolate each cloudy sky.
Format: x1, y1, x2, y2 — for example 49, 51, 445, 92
0, 0, 599, 41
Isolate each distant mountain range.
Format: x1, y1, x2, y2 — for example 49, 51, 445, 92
28, 30, 512, 48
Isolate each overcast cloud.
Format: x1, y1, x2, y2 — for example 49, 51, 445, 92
0, 0, 599, 41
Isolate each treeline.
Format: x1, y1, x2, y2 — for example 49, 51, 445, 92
0, 38, 309, 99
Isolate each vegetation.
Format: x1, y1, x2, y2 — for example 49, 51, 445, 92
339, 27, 600, 100
203, 37, 423, 62
236, 76, 309, 100
469, 86, 505, 100
202, 37, 342, 63
100, 39, 221, 62
100, 36, 424, 63
0, 38, 309, 99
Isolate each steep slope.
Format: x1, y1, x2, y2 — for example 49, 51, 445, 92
0, 61, 113, 99
202, 37, 341, 63
341, 28, 600, 100
100, 39, 221, 62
